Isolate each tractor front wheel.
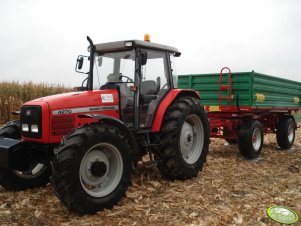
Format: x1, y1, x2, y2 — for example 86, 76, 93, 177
158, 96, 210, 180
52, 123, 133, 214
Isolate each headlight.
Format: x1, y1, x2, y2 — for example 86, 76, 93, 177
31, 125, 39, 133
22, 124, 29, 132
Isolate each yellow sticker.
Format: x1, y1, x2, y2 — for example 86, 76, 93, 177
209, 106, 221, 112
255, 93, 265, 102
293, 97, 300, 104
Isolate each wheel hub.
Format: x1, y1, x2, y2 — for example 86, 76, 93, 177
180, 115, 204, 164
90, 161, 107, 177
79, 143, 124, 197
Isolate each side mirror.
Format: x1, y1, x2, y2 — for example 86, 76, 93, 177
77, 57, 84, 70
97, 56, 103, 67
75, 55, 89, 74
139, 51, 147, 66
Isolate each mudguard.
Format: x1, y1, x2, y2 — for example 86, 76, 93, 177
79, 114, 139, 159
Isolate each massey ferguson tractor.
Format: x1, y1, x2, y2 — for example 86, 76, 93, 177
0, 35, 210, 213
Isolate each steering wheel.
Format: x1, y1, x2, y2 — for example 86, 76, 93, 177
120, 75, 134, 83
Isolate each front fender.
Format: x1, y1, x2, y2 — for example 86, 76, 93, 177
80, 114, 139, 159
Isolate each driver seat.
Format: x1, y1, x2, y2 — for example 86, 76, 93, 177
140, 77, 161, 104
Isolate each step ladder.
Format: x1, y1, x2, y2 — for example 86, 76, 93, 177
218, 67, 232, 106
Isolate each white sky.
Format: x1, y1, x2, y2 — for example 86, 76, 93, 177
0, 0, 301, 86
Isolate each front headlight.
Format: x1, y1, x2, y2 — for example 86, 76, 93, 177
31, 124, 39, 133
22, 124, 29, 132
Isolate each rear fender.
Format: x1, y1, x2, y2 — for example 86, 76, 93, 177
151, 89, 200, 132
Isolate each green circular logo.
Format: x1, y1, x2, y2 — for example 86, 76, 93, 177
267, 206, 299, 224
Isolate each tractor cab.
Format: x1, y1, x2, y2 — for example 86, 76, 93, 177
76, 35, 181, 129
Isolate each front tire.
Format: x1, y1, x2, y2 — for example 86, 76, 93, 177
158, 96, 210, 180
276, 117, 295, 149
52, 123, 133, 214
0, 121, 50, 191
238, 120, 263, 159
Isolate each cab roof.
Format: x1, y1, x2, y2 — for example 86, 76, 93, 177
94, 40, 181, 56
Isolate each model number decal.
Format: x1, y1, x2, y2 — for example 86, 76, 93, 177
56, 109, 72, 115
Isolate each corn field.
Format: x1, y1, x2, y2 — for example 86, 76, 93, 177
0, 81, 71, 123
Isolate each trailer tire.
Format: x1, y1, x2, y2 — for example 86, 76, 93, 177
276, 117, 295, 149
238, 120, 263, 159
52, 123, 133, 214
0, 121, 50, 191
158, 96, 210, 180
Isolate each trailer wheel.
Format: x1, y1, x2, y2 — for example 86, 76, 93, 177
0, 121, 50, 191
276, 117, 295, 149
238, 120, 263, 159
158, 96, 210, 180
52, 123, 133, 214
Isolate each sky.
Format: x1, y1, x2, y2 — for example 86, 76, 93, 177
0, 0, 301, 87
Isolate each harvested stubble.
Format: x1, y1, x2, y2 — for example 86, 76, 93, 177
0, 81, 71, 123
0, 131, 300, 226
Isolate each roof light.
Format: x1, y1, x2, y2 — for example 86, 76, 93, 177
144, 34, 150, 42
124, 41, 133, 47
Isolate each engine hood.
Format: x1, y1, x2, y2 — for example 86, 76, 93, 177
24, 90, 120, 113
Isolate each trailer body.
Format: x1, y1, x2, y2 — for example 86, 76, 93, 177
179, 70, 301, 110
179, 69, 300, 158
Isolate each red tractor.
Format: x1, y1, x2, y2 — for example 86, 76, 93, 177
0, 36, 210, 213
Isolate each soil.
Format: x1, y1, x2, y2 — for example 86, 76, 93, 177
0, 131, 300, 226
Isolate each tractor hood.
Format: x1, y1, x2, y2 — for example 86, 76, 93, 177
23, 90, 120, 114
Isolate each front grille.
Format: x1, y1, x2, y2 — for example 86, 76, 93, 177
52, 115, 75, 136
20, 106, 42, 138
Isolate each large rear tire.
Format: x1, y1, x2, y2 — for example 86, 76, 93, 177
52, 123, 133, 214
276, 117, 295, 149
0, 121, 50, 191
238, 120, 263, 159
158, 96, 210, 180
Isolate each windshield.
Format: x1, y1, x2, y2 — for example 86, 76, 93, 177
93, 50, 135, 90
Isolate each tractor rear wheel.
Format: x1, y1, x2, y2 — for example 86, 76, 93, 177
276, 117, 295, 149
158, 96, 209, 180
52, 123, 133, 214
238, 120, 263, 159
0, 121, 50, 191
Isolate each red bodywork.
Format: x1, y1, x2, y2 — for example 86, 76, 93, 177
207, 105, 299, 140
23, 90, 120, 144
22, 88, 200, 144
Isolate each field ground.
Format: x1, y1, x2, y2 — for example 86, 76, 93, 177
0, 131, 300, 225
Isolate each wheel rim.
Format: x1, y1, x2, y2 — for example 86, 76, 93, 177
180, 114, 204, 164
79, 143, 123, 197
287, 123, 294, 143
13, 163, 47, 179
252, 128, 262, 151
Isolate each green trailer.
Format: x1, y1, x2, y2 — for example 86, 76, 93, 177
178, 67, 301, 159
